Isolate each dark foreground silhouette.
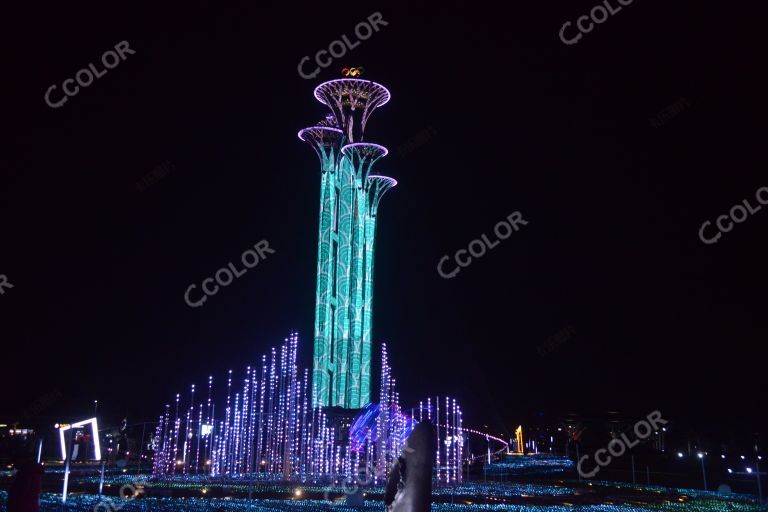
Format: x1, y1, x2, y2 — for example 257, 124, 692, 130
7, 459, 44, 512
384, 422, 435, 512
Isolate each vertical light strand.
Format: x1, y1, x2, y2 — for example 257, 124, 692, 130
195, 403, 203, 473
152, 332, 472, 485
205, 376, 213, 473
436, 396, 441, 484
171, 393, 180, 476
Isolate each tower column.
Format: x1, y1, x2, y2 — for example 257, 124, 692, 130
299, 125, 343, 407
361, 175, 397, 405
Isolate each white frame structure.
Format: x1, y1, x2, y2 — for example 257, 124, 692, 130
58, 417, 101, 461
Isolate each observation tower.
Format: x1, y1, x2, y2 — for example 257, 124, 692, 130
299, 77, 396, 409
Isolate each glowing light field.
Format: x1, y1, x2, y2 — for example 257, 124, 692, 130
1, 481, 764, 512
152, 333, 467, 486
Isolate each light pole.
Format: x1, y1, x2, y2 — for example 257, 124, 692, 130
755, 445, 763, 504
697, 452, 707, 491
62, 428, 75, 503
36, 439, 43, 464
94, 400, 99, 416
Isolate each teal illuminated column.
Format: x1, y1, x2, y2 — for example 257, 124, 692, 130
361, 174, 396, 404
298, 123, 344, 409
299, 78, 396, 408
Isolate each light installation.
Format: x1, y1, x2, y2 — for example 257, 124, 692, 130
152, 333, 466, 484
151, 78, 487, 486
299, 78, 396, 409
57, 417, 102, 461
22, 487, 768, 512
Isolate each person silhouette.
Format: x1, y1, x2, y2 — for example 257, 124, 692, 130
7, 456, 44, 512
384, 422, 435, 512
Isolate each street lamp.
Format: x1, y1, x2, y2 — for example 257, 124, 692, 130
94, 400, 99, 416
697, 452, 707, 491
755, 444, 764, 505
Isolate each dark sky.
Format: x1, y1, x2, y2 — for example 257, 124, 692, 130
1, 1, 766, 439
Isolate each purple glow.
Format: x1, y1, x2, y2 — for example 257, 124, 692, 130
349, 402, 381, 452
368, 175, 398, 187
153, 335, 471, 484
313, 79, 391, 107
341, 142, 389, 158
297, 126, 343, 142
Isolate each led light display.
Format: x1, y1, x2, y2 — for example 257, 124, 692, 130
299, 78, 396, 408
152, 334, 467, 485
57, 417, 101, 461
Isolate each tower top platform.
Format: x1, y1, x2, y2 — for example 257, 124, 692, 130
314, 79, 391, 108
341, 142, 389, 159
314, 79, 391, 143
298, 126, 344, 162
341, 143, 388, 182
297, 126, 343, 144
368, 175, 398, 188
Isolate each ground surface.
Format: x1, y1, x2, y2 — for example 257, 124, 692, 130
1, 455, 765, 511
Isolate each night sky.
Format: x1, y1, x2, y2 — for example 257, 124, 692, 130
2, 1, 766, 439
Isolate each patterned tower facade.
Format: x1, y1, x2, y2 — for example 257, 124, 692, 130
299, 78, 396, 409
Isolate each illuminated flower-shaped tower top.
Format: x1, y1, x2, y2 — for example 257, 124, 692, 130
299, 77, 397, 408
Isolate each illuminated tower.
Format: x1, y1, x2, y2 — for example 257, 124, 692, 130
299, 78, 396, 409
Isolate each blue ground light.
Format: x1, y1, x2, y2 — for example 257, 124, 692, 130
484, 454, 575, 476
0, 490, 766, 511
2, 455, 766, 511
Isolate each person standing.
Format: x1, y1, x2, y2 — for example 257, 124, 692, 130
7, 457, 44, 512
